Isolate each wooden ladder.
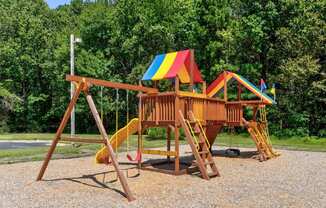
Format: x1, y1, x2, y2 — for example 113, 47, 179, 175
247, 121, 279, 161
178, 110, 220, 180
257, 122, 280, 158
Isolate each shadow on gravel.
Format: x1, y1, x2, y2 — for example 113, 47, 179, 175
140, 150, 259, 179
43, 168, 141, 198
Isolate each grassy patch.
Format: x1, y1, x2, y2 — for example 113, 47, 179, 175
0, 144, 102, 164
215, 133, 326, 152
0, 133, 100, 141
0, 133, 325, 164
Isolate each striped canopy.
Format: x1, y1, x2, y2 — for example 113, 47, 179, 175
206, 71, 275, 104
142, 49, 203, 83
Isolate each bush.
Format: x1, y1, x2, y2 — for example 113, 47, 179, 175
147, 128, 166, 140
147, 127, 185, 140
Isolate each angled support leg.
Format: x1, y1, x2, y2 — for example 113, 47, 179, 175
85, 93, 135, 201
37, 81, 85, 181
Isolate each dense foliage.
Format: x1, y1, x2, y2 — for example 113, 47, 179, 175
0, 0, 325, 136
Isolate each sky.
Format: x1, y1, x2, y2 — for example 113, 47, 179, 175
46, 0, 71, 9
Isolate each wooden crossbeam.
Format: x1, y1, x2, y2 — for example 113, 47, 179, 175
178, 91, 207, 99
227, 100, 266, 105
141, 149, 177, 156
66, 75, 158, 94
60, 136, 104, 144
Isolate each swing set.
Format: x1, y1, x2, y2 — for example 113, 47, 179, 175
36, 75, 157, 201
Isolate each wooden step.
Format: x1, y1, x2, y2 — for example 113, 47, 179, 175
194, 130, 201, 135
187, 121, 197, 126
198, 150, 209, 154
204, 160, 215, 165
193, 160, 215, 166
208, 171, 220, 177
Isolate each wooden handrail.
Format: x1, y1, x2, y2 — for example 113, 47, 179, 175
66, 75, 158, 93
177, 91, 207, 99
139, 91, 176, 98
226, 100, 266, 105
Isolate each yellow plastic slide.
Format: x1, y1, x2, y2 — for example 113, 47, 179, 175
95, 118, 139, 164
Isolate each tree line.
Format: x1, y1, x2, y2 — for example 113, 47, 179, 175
0, 0, 325, 137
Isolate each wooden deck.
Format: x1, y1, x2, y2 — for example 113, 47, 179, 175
140, 91, 266, 128
140, 91, 226, 127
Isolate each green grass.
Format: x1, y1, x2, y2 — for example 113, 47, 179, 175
0, 133, 100, 141
0, 133, 325, 164
215, 133, 326, 152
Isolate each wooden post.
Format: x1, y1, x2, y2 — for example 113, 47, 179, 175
175, 77, 179, 93
167, 127, 171, 161
202, 81, 206, 95
155, 95, 159, 125
224, 71, 228, 102
202, 81, 207, 138
36, 81, 84, 181
174, 127, 180, 174
174, 76, 180, 174
189, 49, 195, 92
138, 82, 143, 169
85, 93, 135, 201
237, 82, 241, 101
253, 106, 258, 121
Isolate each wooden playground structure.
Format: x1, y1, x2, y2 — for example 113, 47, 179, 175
37, 49, 279, 201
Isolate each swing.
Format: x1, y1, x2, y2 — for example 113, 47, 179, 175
125, 90, 142, 162
124, 90, 141, 178
126, 151, 142, 162
225, 126, 240, 156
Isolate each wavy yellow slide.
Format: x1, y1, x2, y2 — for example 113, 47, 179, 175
95, 118, 139, 164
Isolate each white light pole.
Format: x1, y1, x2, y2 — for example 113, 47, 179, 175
70, 34, 82, 138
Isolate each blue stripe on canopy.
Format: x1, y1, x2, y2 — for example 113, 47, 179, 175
142, 54, 166, 81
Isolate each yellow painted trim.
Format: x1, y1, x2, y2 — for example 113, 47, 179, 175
141, 149, 177, 156
177, 64, 190, 83
207, 74, 232, 97
178, 91, 207, 99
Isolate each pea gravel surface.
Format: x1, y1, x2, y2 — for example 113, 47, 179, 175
0, 145, 325, 208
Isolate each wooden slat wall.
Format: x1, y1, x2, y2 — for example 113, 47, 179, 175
206, 100, 226, 121
141, 93, 176, 122
226, 103, 243, 124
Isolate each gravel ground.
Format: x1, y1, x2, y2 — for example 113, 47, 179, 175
0, 145, 325, 208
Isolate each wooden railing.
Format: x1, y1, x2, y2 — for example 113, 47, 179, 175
226, 102, 243, 125
140, 91, 226, 125
179, 97, 225, 122
140, 92, 176, 124
206, 99, 226, 121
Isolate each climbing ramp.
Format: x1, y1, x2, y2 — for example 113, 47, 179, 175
179, 110, 220, 179
95, 118, 139, 164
